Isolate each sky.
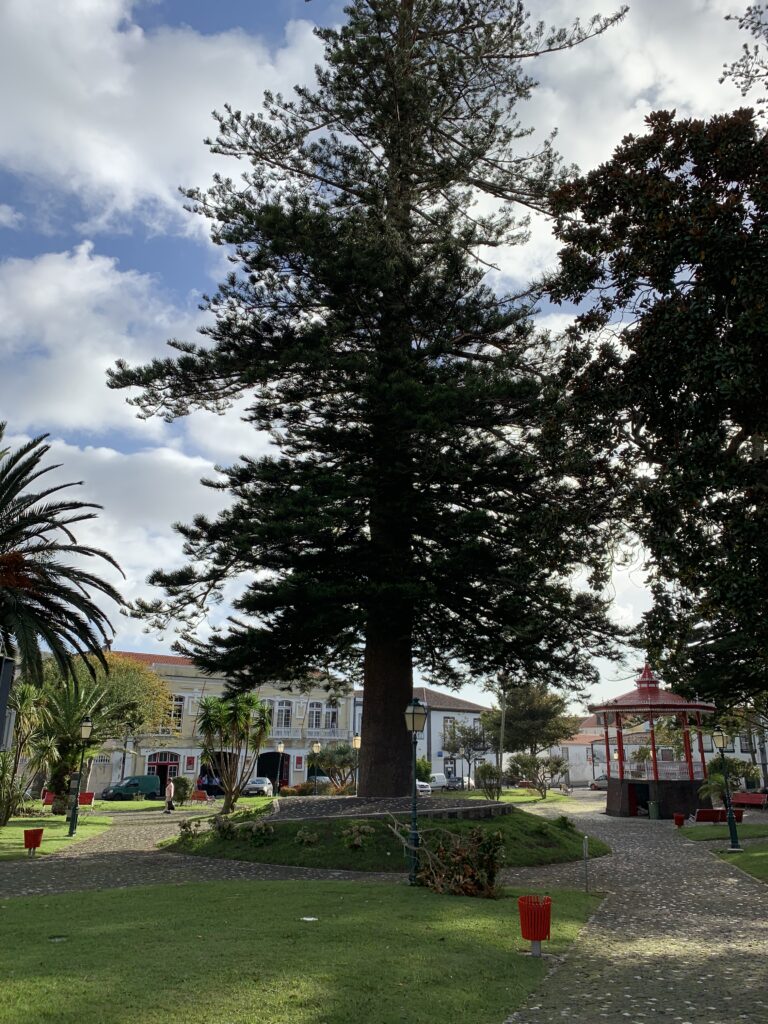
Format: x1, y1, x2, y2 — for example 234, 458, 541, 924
0, 0, 751, 712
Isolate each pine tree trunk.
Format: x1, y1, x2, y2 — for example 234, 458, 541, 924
359, 610, 413, 797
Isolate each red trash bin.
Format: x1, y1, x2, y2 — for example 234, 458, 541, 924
518, 896, 551, 956
23, 828, 44, 856
673, 813, 685, 828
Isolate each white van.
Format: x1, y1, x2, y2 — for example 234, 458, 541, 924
430, 772, 448, 791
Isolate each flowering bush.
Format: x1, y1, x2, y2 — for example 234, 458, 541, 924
295, 826, 320, 846
340, 823, 375, 849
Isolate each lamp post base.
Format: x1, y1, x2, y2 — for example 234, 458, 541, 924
724, 846, 744, 853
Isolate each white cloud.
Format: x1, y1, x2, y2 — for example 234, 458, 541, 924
0, 1, 324, 233
0, 204, 22, 229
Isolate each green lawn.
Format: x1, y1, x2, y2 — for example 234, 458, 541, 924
436, 788, 571, 805
0, 816, 112, 860
166, 807, 608, 872
27, 795, 272, 815
0, 880, 601, 1024
718, 843, 768, 882
679, 823, 768, 842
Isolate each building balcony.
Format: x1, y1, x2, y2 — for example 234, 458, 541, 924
306, 727, 350, 742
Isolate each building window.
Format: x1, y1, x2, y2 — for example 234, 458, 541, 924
701, 734, 713, 752
308, 702, 322, 730
93, 753, 111, 764
560, 748, 569, 761
659, 748, 673, 762
276, 700, 292, 730
323, 706, 338, 730
166, 695, 184, 733
739, 733, 754, 754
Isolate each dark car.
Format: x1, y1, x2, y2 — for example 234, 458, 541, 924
589, 773, 610, 791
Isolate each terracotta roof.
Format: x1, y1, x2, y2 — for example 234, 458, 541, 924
559, 734, 604, 746
111, 651, 194, 667
353, 686, 489, 713
588, 662, 716, 715
578, 714, 599, 730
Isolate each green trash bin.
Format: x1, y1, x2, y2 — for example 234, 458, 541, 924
648, 800, 660, 820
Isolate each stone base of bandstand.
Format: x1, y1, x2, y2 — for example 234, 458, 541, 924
605, 777, 707, 818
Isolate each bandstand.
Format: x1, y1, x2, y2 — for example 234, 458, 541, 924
589, 663, 716, 818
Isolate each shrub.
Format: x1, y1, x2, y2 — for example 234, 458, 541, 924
237, 819, 275, 845
177, 818, 204, 839
415, 756, 433, 783
295, 826, 320, 846
211, 814, 237, 839
172, 776, 192, 806
552, 814, 576, 832
278, 786, 299, 797
417, 825, 505, 898
340, 823, 375, 849
476, 763, 503, 801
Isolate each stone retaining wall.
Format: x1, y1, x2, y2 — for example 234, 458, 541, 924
271, 795, 516, 823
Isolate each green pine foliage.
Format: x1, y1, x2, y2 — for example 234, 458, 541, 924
109, 1, 627, 795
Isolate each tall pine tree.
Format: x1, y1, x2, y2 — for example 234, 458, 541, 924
110, 0, 626, 796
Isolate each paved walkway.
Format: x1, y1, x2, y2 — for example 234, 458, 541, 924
505, 794, 768, 1024
2, 793, 766, 1024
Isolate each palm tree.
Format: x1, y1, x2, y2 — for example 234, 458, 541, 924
0, 423, 123, 682
196, 694, 272, 813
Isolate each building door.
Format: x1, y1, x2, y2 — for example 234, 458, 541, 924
147, 751, 180, 794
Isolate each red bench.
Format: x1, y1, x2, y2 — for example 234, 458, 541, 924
731, 792, 767, 809
78, 792, 95, 808
693, 808, 744, 823
42, 791, 55, 808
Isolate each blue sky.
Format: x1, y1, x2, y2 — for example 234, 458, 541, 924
0, 0, 749, 708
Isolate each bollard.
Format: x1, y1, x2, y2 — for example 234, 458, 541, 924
583, 834, 589, 892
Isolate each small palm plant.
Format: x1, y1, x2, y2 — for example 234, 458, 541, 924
0, 423, 123, 682
698, 773, 726, 807
196, 694, 271, 813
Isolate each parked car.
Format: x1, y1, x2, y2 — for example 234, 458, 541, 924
307, 775, 333, 789
590, 773, 610, 791
516, 780, 537, 789
445, 775, 474, 791
101, 775, 161, 801
430, 773, 448, 791
416, 779, 432, 796
242, 777, 274, 797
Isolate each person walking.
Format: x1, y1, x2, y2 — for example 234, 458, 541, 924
164, 777, 175, 814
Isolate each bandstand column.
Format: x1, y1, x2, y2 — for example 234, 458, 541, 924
648, 710, 660, 781
616, 713, 625, 780
603, 716, 611, 778
680, 712, 694, 782
695, 711, 708, 779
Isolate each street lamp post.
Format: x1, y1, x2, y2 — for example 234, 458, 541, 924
312, 741, 321, 796
404, 697, 428, 885
713, 727, 742, 852
68, 716, 93, 838
458, 746, 465, 790
352, 733, 361, 797
276, 741, 285, 797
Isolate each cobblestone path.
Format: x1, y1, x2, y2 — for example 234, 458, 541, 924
505, 796, 768, 1024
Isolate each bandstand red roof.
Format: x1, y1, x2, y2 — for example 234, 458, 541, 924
588, 663, 716, 716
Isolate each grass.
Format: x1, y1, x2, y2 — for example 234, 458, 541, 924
27, 795, 272, 815
0, 880, 601, 1024
678, 823, 768, 842
718, 844, 768, 882
436, 788, 571, 805
0, 815, 112, 860
166, 806, 609, 872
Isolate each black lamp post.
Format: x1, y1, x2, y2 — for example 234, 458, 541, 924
68, 716, 93, 838
276, 740, 285, 796
352, 733, 361, 797
712, 727, 742, 852
312, 741, 321, 795
404, 697, 428, 885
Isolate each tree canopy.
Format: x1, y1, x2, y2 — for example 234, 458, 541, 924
109, 0, 626, 795
481, 680, 580, 756
0, 423, 123, 683
548, 107, 768, 705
